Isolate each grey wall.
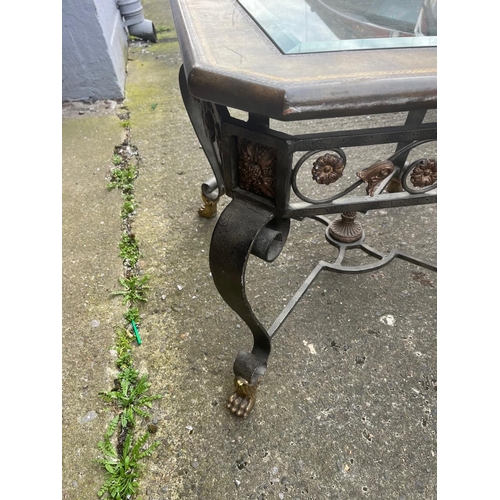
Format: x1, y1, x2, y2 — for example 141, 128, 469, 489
62, 0, 128, 101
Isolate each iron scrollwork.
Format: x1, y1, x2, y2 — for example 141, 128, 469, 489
291, 140, 437, 207
356, 160, 395, 197
178, 66, 226, 218
201, 101, 222, 161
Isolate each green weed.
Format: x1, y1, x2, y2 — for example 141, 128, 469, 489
121, 197, 136, 218
97, 328, 161, 499
107, 165, 137, 192
99, 366, 161, 428
114, 326, 133, 370
119, 233, 141, 267
124, 307, 140, 325
100, 124, 160, 500
112, 274, 150, 305
112, 154, 122, 166
96, 420, 160, 499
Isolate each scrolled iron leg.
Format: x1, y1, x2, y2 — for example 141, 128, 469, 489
178, 66, 226, 216
209, 198, 289, 417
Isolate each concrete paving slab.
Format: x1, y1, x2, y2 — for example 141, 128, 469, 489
62, 109, 129, 496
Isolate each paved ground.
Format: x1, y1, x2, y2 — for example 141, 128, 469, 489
62, 1, 437, 499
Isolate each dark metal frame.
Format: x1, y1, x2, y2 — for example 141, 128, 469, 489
179, 65, 436, 418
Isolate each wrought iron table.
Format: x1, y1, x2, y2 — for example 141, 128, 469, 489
170, 0, 437, 417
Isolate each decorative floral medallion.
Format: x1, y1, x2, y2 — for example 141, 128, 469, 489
311, 152, 345, 185
237, 138, 277, 199
410, 159, 437, 188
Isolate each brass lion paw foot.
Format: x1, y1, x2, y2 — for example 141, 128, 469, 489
227, 376, 259, 418
198, 192, 218, 218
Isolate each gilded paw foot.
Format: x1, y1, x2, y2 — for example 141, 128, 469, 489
227, 376, 259, 418
198, 192, 218, 218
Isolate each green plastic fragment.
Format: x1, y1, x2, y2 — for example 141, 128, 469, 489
131, 320, 142, 345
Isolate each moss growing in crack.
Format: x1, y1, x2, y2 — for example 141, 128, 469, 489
155, 25, 171, 34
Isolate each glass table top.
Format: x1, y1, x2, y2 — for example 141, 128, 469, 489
237, 0, 437, 54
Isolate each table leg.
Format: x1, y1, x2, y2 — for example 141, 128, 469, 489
178, 66, 225, 217
209, 198, 289, 417
198, 176, 219, 219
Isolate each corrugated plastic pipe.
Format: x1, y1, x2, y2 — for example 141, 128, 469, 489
117, 0, 157, 43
